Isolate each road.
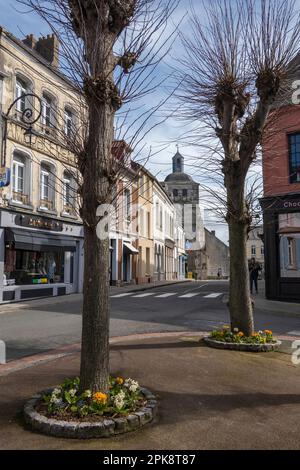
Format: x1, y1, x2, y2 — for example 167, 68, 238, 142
0, 280, 299, 361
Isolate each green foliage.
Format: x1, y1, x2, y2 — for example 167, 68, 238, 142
42, 376, 143, 418
210, 326, 275, 344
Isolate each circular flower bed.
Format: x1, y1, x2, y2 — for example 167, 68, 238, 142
24, 376, 158, 439
203, 326, 281, 352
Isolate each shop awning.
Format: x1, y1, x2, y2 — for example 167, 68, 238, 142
5, 228, 77, 252
123, 241, 139, 255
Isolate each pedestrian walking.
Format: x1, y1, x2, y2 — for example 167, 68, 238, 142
249, 257, 261, 294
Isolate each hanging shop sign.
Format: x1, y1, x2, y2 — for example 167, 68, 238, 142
0, 167, 10, 187
15, 214, 63, 232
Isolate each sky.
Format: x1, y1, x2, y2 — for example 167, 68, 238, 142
0, 0, 232, 244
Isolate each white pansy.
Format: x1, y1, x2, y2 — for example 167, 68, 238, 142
50, 396, 63, 405
124, 378, 139, 393
83, 390, 92, 398
114, 391, 125, 410
69, 388, 77, 397
258, 330, 263, 335
52, 387, 61, 396
233, 328, 239, 333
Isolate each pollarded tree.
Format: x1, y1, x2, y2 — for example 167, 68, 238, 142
20, 0, 178, 392
175, 0, 300, 335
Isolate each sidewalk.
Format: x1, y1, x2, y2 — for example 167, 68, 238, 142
0, 332, 299, 450
253, 283, 300, 317
0, 279, 192, 313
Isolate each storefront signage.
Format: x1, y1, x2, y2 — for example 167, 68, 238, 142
0, 167, 10, 187
261, 196, 300, 211
15, 214, 63, 231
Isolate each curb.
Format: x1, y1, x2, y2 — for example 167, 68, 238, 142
203, 336, 282, 352
24, 387, 158, 439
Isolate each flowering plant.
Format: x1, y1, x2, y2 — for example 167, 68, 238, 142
209, 326, 276, 344
42, 376, 144, 418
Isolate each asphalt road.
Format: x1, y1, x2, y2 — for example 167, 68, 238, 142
0, 280, 299, 361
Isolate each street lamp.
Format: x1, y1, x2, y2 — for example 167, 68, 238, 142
1, 93, 42, 168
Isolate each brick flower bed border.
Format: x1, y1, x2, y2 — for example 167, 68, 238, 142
23, 387, 157, 439
203, 336, 282, 352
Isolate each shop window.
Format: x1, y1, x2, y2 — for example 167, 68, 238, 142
12, 152, 30, 204
40, 162, 55, 210
288, 133, 300, 183
4, 249, 64, 286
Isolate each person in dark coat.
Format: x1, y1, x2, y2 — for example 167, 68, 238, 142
249, 257, 261, 294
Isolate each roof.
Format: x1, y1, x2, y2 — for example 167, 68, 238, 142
165, 172, 193, 183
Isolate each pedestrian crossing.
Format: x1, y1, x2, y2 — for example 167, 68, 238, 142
111, 292, 223, 300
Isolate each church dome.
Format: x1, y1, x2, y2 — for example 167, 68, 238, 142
165, 172, 193, 182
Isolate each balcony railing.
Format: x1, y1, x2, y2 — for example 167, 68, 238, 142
12, 191, 29, 204
39, 199, 54, 210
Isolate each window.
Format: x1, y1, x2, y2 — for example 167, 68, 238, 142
182, 189, 187, 198
147, 211, 151, 239
62, 171, 75, 211
173, 189, 178, 198
40, 162, 55, 210
4, 248, 64, 285
288, 133, 300, 183
12, 153, 29, 204
12, 156, 24, 194
64, 108, 74, 137
287, 237, 296, 267
251, 245, 256, 256
261, 245, 264, 255
156, 202, 159, 228
146, 247, 150, 275
139, 208, 144, 237
15, 78, 28, 113
124, 189, 131, 222
41, 93, 55, 128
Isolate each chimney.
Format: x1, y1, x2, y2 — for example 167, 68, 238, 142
22, 34, 37, 49
35, 34, 59, 68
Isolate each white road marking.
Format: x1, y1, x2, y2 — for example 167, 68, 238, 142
178, 293, 200, 298
155, 293, 177, 298
287, 331, 300, 336
133, 293, 156, 298
203, 293, 222, 298
110, 293, 134, 298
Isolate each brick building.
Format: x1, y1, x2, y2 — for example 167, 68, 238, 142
261, 91, 300, 301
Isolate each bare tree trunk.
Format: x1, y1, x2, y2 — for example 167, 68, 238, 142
227, 181, 254, 336
228, 219, 253, 335
80, 227, 110, 392
79, 100, 114, 392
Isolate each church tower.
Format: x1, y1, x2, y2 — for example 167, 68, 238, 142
172, 148, 184, 173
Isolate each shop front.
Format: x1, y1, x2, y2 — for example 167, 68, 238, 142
261, 194, 300, 302
0, 211, 84, 302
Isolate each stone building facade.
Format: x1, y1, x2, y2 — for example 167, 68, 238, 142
0, 27, 84, 303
